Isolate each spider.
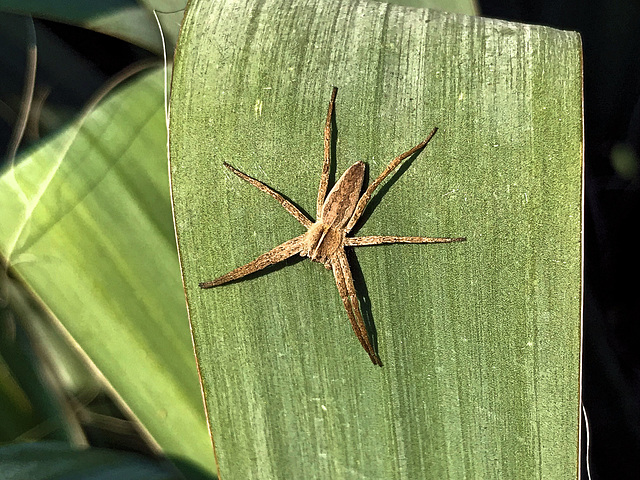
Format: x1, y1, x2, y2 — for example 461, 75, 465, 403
200, 87, 465, 366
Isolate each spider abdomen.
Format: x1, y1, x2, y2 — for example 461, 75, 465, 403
320, 161, 365, 228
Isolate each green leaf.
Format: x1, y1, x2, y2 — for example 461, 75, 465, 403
171, 0, 582, 478
0, 441, 180, 480
0, 0, 185, 52
392, 0, 476, 14
0, 279, 85, 444
0, 68, 214, 479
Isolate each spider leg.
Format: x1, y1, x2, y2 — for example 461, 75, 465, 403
223, 162, 313, 228
200, 234, 305, 288
344, 235, 466, 247
345, 127, 438, 232
317, 87, 338, 216
331, 249, 382, 366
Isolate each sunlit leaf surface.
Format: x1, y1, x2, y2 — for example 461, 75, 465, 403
170, 0, 583, 477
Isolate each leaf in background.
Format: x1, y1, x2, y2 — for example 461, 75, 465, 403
171, 0, 582, 478
0, 68, 214, 479
392, 0, 476, 14
0, 278, 88, 444
0, 441, 180, 480
0, 0, 185, 53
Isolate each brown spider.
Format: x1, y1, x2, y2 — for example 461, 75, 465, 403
200, 87, 465, 366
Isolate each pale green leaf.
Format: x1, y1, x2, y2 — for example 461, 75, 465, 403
0, 69, 214, 479
0, 0, 185, 52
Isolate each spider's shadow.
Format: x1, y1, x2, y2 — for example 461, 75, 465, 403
327, 106, 339, 199
344, 148, 426, 364
344, 248, 380, 361
351, 148, 424, 235
327, 106, 428, 364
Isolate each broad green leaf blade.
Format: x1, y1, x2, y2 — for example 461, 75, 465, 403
0, 441, 180, 480
0, 69, 214, 479
171, 0, 582, 478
